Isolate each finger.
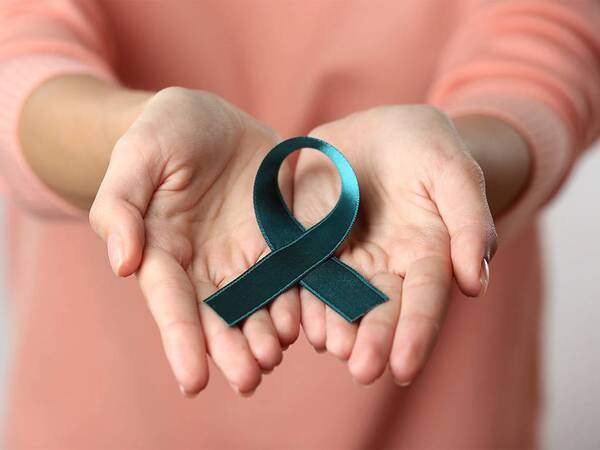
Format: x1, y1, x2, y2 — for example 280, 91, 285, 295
348, 272, 402, 384
325, 305, 357, 361
195, 287, 262, 395
241, 308, 283, 373
268, 287, 300, 348
433, 152, 497, 297
89, 131, 164, 276
389, 255, 452, 385
136, 245, 209, 396
299, 289, 327, 352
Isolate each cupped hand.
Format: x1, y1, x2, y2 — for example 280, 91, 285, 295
293, 105, 497, 385
89, 87, 300, 396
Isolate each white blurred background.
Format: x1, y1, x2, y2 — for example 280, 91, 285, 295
0, 148, 598, 449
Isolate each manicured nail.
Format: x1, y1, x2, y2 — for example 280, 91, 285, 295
479, 257, 490, 297
107, 233, 123, 274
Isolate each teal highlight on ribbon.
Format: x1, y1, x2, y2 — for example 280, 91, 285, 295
204, 136, 388, 326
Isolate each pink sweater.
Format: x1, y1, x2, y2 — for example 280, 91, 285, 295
0, 1, 598, 448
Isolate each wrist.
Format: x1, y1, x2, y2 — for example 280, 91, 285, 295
452, 114, 532, 218
100, 84, 153, 154
20, 75, 152, 210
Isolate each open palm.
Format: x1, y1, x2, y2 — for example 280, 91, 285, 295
293, 105, 496, 385
90, 88, 299, 396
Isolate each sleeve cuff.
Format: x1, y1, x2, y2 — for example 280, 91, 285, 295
0, 54, 118, 220
430, 87, 575, 241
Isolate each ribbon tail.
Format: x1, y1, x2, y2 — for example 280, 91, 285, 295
299, 257, 388, 322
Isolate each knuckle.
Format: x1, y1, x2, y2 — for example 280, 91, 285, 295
404, 272, 437, 290
364, 315, 395, 334
159, 318, 201, 336
146, 276, 189, 300
403, 311, 441, 334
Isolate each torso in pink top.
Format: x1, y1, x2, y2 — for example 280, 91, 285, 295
1, 1, 599, 449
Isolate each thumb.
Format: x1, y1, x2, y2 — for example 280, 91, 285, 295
89, 131, 163, 277
433, 151, 497, 297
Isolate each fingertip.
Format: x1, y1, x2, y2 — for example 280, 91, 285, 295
172, 360, 209, 398
325, 323, 356, 361
179, 384, 196, 398
241, 310, 285, 372
389, 339, 424, 386
107, 233, 124, 275
479, 257, 490, 298
164, 330, 209, 397
232, 383, 258, 398
299, 292, 327, 352
455, 256, 491, 298
101, 215, 145, 277
326, 337, 353, 361
252, 336, 283, 371
276, 318, 300, 349
304, 327, 326, 353
450, 233, 488, 298
456, 271, 483, 298
271, 305, 300, 348
229, 363, 262, 395
348, 347, 384, 385
179, 374, 208, 398
324, 305, 358, 360
118, 237, 144, 277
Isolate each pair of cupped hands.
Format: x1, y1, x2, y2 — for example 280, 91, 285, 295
89, 87, 497, 396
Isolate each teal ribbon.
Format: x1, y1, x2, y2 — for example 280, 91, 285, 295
204, 136, 388, 326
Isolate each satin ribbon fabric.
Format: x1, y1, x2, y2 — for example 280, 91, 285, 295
204, 136, 388, 326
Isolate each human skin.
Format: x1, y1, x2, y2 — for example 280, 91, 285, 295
293, 106, 530, 385
21, 76, 301, 397
18, 75, 530, 391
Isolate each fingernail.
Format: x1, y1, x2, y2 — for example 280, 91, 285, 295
479, 257, 490, 297
179, 385, 194, 398
352, 378, 373, 388
107, 233, 123, 274
394, 379, 412, 387
229, 382, 240, 394
230, 382, 255, 397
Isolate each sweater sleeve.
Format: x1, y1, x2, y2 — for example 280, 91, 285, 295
428, 0, 600, 241
0, 0, 119, 220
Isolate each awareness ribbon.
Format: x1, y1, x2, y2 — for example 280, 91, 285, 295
204, 136, 388, 326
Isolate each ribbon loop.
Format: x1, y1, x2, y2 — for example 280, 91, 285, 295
204, 137, 388, 326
